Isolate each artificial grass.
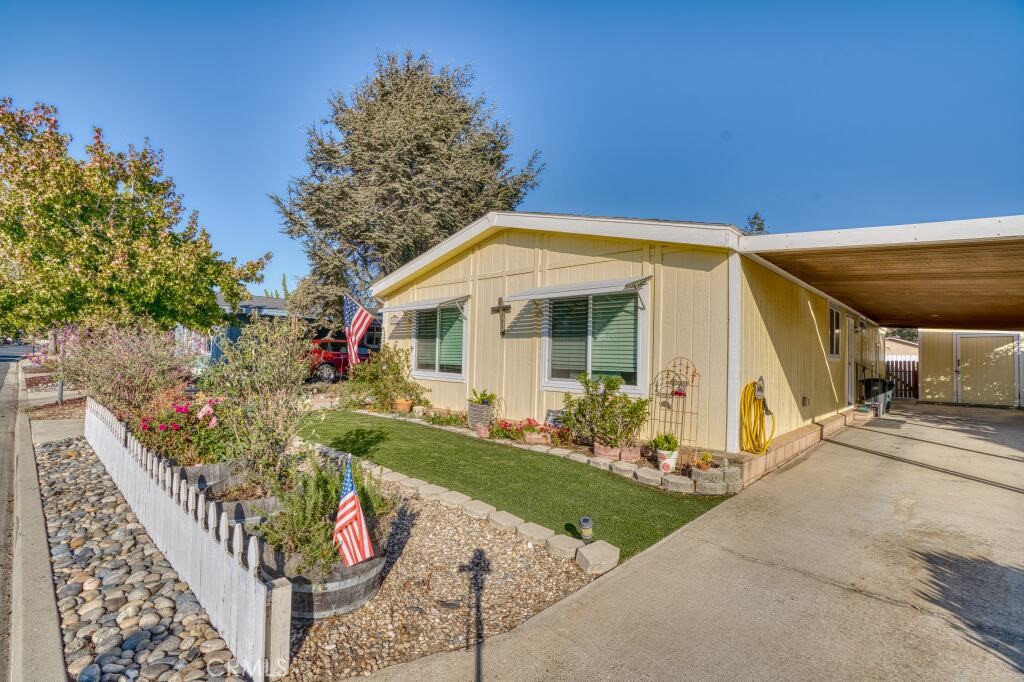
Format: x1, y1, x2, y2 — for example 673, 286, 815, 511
302, 410, 725, 559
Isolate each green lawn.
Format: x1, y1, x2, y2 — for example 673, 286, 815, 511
302, 410, 725, 559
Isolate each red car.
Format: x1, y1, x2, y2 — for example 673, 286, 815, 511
309, 322, 381, 382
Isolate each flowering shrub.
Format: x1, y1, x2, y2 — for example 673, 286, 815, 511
65, 318, 196, 418
136, 391, 231, 466
489, 419, 524, 440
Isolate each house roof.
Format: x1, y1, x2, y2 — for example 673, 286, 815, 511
743, 215, 1024, 330
216, 293, 291, 317
370, 211, 742, 298
370, 210, 1024, 330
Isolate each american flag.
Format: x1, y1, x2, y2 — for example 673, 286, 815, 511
333, 459, 374, 567
343, 295, 374, 366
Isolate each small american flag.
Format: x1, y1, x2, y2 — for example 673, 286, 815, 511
343, 295, 374, 366
334, 458, 374, 567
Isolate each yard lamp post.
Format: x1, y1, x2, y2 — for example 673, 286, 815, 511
579, 516, 593, 544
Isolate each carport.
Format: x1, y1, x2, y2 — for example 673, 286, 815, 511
742, 215, 1024, 407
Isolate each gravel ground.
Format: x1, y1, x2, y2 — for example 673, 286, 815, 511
26, 375, 73, 392
283, 490, 593, 680
36, 437, 244, 682
27, 396, 87, 420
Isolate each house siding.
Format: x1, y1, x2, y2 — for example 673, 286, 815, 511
919, 329, 1022, 405
382, 227, 731, 451
380, 228, 888, 453
739, 258, 883, 437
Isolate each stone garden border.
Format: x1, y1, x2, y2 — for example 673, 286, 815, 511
298, 436, 622, 576
350, 409, 741, 496
85, 398, 292, 680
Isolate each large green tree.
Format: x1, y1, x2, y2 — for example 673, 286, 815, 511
274, 51, 542, 320
0, 98, 268, 335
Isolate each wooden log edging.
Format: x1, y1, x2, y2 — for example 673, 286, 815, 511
84, 398, 292, 680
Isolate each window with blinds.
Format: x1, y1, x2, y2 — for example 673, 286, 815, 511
415, 307, 463, 374
549, 292, 639, 386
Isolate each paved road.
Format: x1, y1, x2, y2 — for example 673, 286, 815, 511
0, 359, 22, 682
375, 403, 1024, 681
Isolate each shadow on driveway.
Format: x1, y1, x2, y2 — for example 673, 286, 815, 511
914, 550, 1024, 674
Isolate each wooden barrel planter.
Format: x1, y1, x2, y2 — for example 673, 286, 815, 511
260, 532, 388, 621
182, 461, 387, 620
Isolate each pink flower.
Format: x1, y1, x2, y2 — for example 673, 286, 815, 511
158, 424, 168, 432
197, 404, 213, 420
170, 423, 181, 431
142, 423, 150, 432
207, 416, 217, 429
173, 403, 190, 414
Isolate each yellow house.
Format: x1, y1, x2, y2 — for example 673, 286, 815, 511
370, 212, 891, 454
920, 330, 1023, 406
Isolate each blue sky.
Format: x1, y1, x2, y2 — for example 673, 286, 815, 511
2, 1, 1022, 294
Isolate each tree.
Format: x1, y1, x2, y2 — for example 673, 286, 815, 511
273, 51, 543, 322
887, 328, 919, 342
745, 212, 769, 235
0, 98, 268, 336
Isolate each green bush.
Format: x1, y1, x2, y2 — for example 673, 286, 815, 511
560, 374, 650, 446
347, 343, 429, 412
260, 456, 395, 575
651, 432, 679, 452
426, 411, 467, 427
200, 315, 311, 485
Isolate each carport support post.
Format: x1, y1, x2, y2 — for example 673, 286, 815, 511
726, 252, 742, 454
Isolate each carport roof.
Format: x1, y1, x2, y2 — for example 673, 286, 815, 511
740, 215, 1024, 330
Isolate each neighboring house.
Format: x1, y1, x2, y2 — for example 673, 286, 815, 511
884, 336, 919, 359
370, 212, 894, 454
920, 330, 1023, 407
176, 294, 383, 371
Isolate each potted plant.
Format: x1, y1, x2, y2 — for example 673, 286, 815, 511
521, 418, 551, 445
467, 388, 497, 432
561, 374, 650, 461
690, 451, 715, 471
615, 396, 649, 462
393, 397, 414, 413
651, 433, 679, 473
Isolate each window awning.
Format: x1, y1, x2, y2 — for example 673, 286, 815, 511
378, 295, 469, 314
504, 276, 651, 302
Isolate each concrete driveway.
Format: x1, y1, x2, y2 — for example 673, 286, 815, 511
375, 403, 1024, 681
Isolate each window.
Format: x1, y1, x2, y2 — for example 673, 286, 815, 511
548, 292, 639, 387
828, 307, 842, 357
414, 307, 464, 376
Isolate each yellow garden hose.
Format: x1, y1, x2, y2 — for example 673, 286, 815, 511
740, 379, 776, 454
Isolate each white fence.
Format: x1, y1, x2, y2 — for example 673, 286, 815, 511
84, 398, 291, 679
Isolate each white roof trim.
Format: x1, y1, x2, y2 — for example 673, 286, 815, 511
505, 276, 650, 302
370, 211, 739, 298
378, 295, 469, 313
740, 215, 1024, 253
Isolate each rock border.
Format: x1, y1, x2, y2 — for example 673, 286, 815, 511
348, 409, 738, 497
299, 437, 621, 576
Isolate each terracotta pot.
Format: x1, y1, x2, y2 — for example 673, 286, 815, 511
619, 444, 642, 462
592, 443, 621, 460
393, 398, 413, 414
474, 424, 490, 438
523, 431, 552, 446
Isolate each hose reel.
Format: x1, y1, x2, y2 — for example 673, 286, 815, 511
740, 376, 776, 454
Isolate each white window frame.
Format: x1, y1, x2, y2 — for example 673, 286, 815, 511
411, 305, 467, 383
540, 285, 649, 398
827, 306, 842, 359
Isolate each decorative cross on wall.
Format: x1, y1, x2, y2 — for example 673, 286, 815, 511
491, 297, 511, 336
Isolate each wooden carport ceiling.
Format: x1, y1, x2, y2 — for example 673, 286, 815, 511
754, 238, 1024, 330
